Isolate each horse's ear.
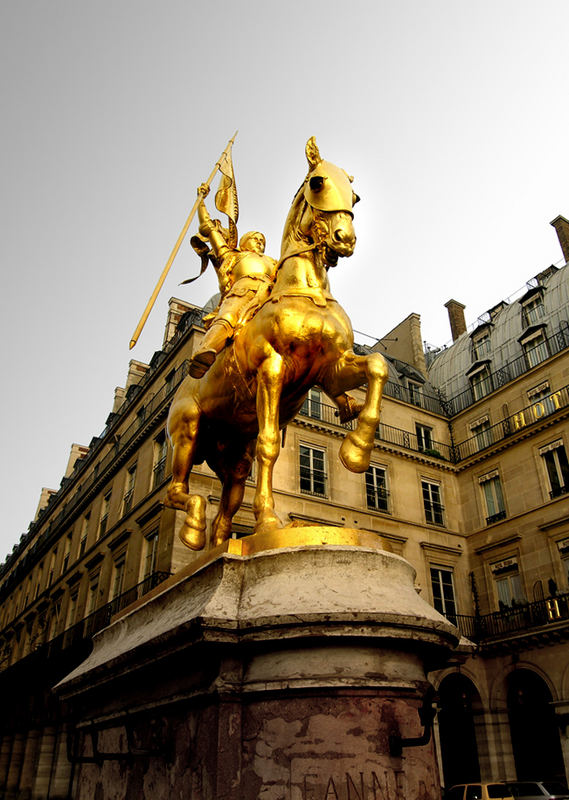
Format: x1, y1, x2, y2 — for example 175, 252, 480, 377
305, 136, 321, 170
352, 191, 360, 205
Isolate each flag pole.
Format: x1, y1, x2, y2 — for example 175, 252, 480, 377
129, 131, 238, 350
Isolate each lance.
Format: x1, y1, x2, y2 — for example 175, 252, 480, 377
129, 131, 238, 350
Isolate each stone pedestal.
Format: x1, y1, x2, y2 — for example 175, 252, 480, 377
57, 532, 459, 799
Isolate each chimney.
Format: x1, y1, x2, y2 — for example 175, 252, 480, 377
444, 299, 466, 342
550, 215, 569, 263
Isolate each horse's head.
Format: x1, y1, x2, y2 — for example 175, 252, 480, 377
281, 137, 359, 268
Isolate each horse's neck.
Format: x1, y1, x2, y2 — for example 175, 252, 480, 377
273, 252, 330, 293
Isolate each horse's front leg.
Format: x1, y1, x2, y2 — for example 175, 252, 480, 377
253, 350, 284, 534
322, 350, 388, 473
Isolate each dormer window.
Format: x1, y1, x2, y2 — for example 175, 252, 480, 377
472, 331, 491, 360
520, 328, 549, 368
521, 293, 545, 327
466, 362, 493, 401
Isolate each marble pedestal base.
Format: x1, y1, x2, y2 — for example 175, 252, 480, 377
58, 534, 458, 799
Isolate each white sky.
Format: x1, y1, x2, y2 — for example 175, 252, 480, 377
1, 0, 568, 562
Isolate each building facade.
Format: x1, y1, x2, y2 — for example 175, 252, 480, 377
1, 215, 569, 798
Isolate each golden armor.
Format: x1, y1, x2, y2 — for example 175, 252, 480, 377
165, 137, 388, 551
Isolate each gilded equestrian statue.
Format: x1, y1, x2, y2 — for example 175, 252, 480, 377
165, 137, 388, 550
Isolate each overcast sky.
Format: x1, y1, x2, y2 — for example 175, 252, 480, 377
1, 0, 568, 562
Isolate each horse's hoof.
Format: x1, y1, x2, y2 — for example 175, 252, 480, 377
254, 514, 283, 536
339, 436, 370, 473
179, 495, 206, 550
179, 523, 206, 551
211, 531, 230, 548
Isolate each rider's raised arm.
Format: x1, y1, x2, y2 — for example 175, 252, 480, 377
197, 191, 231, 261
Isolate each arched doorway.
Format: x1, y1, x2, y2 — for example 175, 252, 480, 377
438, 673, 482, 789
507, 669, 564, 782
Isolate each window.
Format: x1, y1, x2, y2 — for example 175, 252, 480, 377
87, 573, 100, 615
540, 440, 569, 499
66, 593, 78, 629
165, 369, 176, 395
98, 491, 112, 538
143, 531, 159, 582
430, 566, 457, 625
408, 381, 422, 407
136, 406, 146, 428
47, 549, 57, 587
111, 557, 126, 600
491, 558, 525, 608
527, 381, 558, 415
34, 564, 43, 600
79, 513, 90, 556
522, 329, 549, 368
153, 432, 168, 489
62, 535, 72, 574
299, 445, 327, 496
415, 423, 433, 452
522, 294, 545, 327
422, 480, 444, 525
469, 365, 493, 401
122, 464, 137, 515
300, 387, 322, 419
365, 465, 389, 512
472, 331, 491, 360
479, 470, 506, 524
557, 539, 569, 586
470, 416, 492, 452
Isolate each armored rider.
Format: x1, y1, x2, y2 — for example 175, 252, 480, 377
189, 185, 277, 379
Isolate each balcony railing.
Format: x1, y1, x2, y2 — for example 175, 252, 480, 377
298, 401, 453, 461
445, 322, 569, 415
455, 590, 569, 644
0, 571, 171, 674
454, 383, 569, 461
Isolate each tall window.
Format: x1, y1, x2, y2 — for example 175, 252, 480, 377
122, 464, 137, 515
430, 567, 457, 625
143, 531, 159, 582
112, 557, 126, 600
87, 573, 100, 615
540, 440, 569, 499
299, 445, 327, 496
527, 381, 557, 415
472, 331, 491, 360
479, 470, 506, 524
365, 465, 389, 512
491, 558, 525, 608
521, 294, 545, 327
62, 535, 72, 574
98, 491, 111, 539
522, 329, 549, 368
66, 593, 78, 629
34, 564, 43, 600
301, 388, 322, 420
79, 513, 90, 556
47, 549, 57, 587
415, 423, 433, 452
422, 480, 444, 525
408, 381, 422, 407
153, 432, 168, 489
469, 365, 493, 401
470, 416, 492, 452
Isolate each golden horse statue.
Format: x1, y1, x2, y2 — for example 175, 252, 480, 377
165, 138, 389, 550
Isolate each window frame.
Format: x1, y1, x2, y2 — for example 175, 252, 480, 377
365, 464, 389, 512
299, 443, 327, 497
421, 479, 444, 526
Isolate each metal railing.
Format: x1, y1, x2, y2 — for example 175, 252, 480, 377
445, 323, 569, 415
454, 383, 569, 461
0, 571, 171, 674
455, 590, 569, 643
298, 402, 453, 461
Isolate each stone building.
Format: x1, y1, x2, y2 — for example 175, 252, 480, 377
0, 215, 568, 798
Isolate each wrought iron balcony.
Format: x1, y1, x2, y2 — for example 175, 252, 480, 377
0, 571, 171, 675
455, 590, 569, 645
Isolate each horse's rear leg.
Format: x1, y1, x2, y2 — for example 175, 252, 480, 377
165, 409, 206, 551
211, 441, 256, 548
322, 350, 388, 473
